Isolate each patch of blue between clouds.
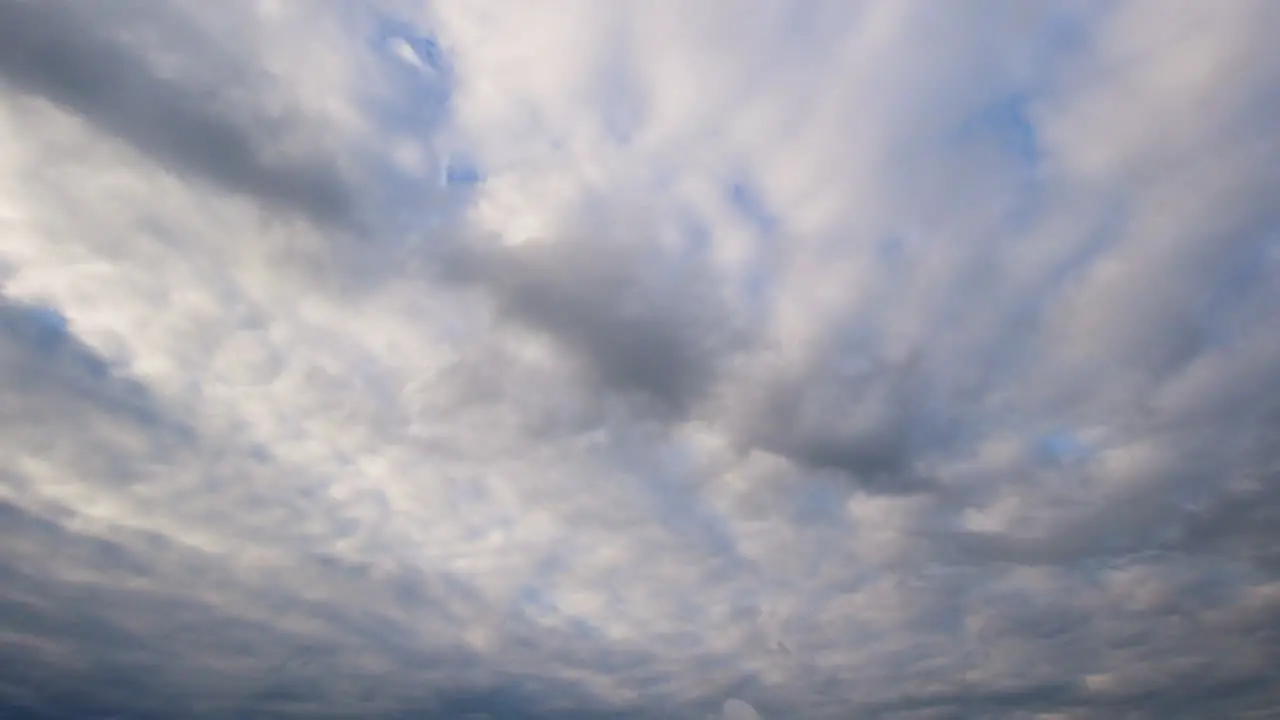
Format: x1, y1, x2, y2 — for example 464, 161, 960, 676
0, 297, 182, 434
946, 91, 1042, 195
516, 584, 557, 617
369, 16, 452, 124
21, 304, 70, 349
444, 158, 484, 187
981, 93, 1039, 165
1, 300, 104, 381
724, 179, 780, 313
1038, 430, 1092, 465
368, 17, 486, 199
952, 6, 1092, 174
727, 179, 779, 237
372, 16, 448, 75
365, 14, 479, 237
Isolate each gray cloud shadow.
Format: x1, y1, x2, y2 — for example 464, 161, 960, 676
0, 0, 356, 229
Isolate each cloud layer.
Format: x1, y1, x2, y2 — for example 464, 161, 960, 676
2, 0, 1280, 717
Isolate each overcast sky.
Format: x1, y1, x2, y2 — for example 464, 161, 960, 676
2, 1, 1279, 718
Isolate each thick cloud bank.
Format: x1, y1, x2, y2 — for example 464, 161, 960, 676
2, 1, 1280, 718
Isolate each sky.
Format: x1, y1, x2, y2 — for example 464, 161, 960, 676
1, 1, 1279, 718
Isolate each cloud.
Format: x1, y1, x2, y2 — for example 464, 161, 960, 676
2, 0, 1280, 718
0, 0, 363, 230
433, 229, 739, 416
722, 698, 762, 720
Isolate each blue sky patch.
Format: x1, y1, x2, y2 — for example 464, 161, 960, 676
444, 159, 483, 187
1039, 430, 1092, 465
727, 179, 779, 236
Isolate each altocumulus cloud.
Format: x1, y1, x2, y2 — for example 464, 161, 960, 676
2, 0, 1280, 718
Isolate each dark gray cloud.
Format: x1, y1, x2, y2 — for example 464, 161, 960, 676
435, 233, 739, 416
0, 0, 356, 228
0, 295, 191, 485
432, 235, 945, 495
725, 350, 942, 494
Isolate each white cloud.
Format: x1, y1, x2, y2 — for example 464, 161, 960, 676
723, 697, 762, 720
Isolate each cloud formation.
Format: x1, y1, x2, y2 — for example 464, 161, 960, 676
2, 0, 1280, 717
